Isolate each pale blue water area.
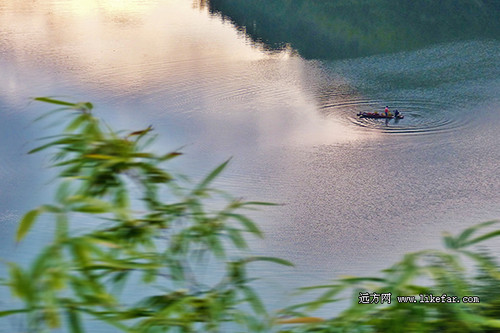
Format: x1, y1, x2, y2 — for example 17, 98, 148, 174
1, 0, 500, 330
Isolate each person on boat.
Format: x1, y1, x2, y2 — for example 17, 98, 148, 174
384, 106, 389, 117
394, 109, 400, 117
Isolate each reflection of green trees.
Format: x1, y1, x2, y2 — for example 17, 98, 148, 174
208, 0, 500, 59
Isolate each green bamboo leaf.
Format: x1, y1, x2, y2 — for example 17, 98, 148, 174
299, 284, 342, 291
7, 263, 29, 299
283, 299, 339, 312
459, 249, 500, 275
314, 288, 346, 309
131, 152, 155, 158
241, 201, 280, 207
277, 316, 325, 324
84, 154, 115, 159
66, 309, 84, 333
226, 228, 248, 249
30, 244, 63, 282
28, 135, 83, 154
34, 97, 77, 107
72, 205, 111, 214
113, 187, 129, 209
142, 269, 157, 284
85, 236, 120, 249
461, 313, 500, 328
110, 271, 130, 296
56, 181, 73, 204
240, 285, 266, 315
244, 256, 294, 267
85, 260, 162, 270
45, 304, 61, 328
28, 141, 58, 154
71, 240, 92, 268
462, 230, 500, 248
39, 204, 62, 213
194, 159, 231, 193
453, 220, 499, 248
0, 309, 29, 317
66, 196, 113, 213
65, 114, 89, 132
338, 276, 386, 284
442, 232, 456, 249
16, 208, 43, 242
74, 102, 93, 112
207, 235, 226, 258
81, 309, 131, 331
225, 213, 263, 237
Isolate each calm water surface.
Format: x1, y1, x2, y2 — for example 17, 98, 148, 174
1, 0, 500, 323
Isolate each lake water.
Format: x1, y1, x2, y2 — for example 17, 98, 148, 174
1, 0, 500, 325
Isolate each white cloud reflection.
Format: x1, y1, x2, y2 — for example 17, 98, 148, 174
1, 0, 363, 148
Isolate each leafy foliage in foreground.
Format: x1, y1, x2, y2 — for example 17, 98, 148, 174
277, 221, 500, 333
2, 98, 291, 332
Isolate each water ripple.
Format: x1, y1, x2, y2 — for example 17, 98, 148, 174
321, 97, 475, 136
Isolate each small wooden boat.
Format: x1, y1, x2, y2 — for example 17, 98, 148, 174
357, 112, 404, 119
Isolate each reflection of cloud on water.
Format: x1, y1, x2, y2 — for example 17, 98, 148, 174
0, 0, 268, 96
0, 0, 370, 150
257, 102, 367, 148
186, 57, 374, 154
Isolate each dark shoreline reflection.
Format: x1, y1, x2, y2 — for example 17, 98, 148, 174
207, 0, 500, 60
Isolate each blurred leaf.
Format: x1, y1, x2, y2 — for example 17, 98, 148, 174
244, 256, 294, 267
8, 263, 29, 299
74, 102, 93, 112
227, 228, 248, 249
193, 159, 231, 193
127, 125, 153, 138
66, 196, 113, 213
461, 313, 500, 328
462, 230, 500, 248
16, 208, 43, 242
240, 286, 266, 315
207, 235, 226, 258
277, 317, 325, 324
7, 98, 297, 333
34, 97, 77, 107
85, 260, 161, 271
65, 114, 89, 132
442, 232, 456, 249
45, 304, 62, 328
0, 309, 29, 317
84, 154, 115, 160
160, 151, 183, 161
224, 213, 263, 237
453, 220, 499, 248
66, 308, 84, 333
283, 298, 339, 312
85, 236, 120, 249
241, 201, 280, 207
